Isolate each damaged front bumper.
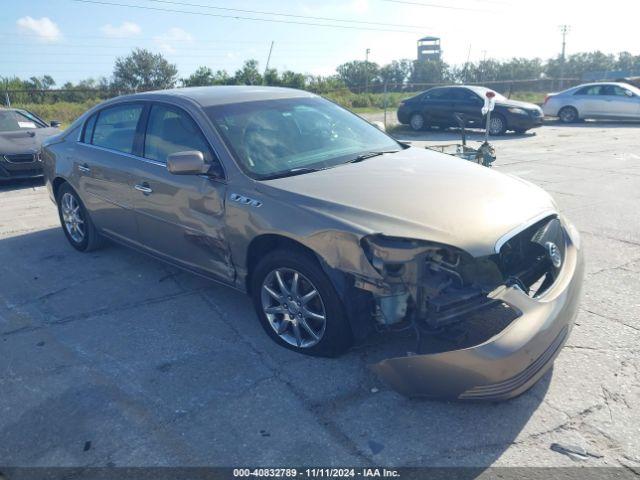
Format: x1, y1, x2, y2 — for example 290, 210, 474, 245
371, 220, 584, 401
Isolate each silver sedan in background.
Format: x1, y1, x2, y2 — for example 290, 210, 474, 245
543, 82, 640, 122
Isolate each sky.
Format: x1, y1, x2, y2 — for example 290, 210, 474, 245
2, 0, 639, 85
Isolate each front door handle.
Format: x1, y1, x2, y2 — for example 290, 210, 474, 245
77, 163, 91, 173
134, 183, 153, 195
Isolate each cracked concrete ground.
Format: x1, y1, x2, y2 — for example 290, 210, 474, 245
1, 121, 639, 469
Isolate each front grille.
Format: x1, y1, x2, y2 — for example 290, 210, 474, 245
496, 216, 563, 297
3, 153, 37, 164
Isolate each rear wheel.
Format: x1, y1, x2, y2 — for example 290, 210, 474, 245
56, 183, 103, 252
409, 113, 425, 131
250, 249, 353, 357
558, 106, 579, 123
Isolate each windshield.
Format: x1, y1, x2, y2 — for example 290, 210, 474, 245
0, 109, 47, 132
205, 97, 401, 179
467, 86, 507, 102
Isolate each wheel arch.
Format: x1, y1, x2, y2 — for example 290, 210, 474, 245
52, 176, 69, 200
245, 233, 374, 343
245, 234, 320, 294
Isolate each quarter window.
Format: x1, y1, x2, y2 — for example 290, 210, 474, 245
82, 114, 97, 143
144, 105, 214, 164
91, 104, 143, 154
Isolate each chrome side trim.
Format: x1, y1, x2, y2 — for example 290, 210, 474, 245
78, 143, 167, 167
494, 210, 557, 253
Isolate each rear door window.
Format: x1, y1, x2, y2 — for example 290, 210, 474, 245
91, 104, 143, 154
423, 88, 452, 100
574, 85, 602, 96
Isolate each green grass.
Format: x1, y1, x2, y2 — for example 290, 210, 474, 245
13, 100, 101, 127
508, 91, 546, 105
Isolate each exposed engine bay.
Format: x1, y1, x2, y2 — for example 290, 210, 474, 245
357, 215, 565, 338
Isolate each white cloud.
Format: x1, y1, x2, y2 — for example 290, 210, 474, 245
101, 21, 141, 38
16, 16, 61, 42
154, 27, 194, 53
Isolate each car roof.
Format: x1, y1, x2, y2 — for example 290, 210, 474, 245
571, 82, 633, 89
116, 85, 317, 107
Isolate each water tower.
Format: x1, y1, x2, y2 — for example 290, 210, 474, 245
417, 36, 441, 62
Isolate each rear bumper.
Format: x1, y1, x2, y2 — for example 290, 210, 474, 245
397, 106, 412, 124
372, 220, 584, 401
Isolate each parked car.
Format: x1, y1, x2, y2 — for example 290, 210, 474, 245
42, 86, 584, 400
0, 108, 60, 181
397, 85, 544, 135
543, 82, 640, 122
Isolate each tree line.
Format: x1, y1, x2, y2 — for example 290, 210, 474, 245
3, 48, 640, 104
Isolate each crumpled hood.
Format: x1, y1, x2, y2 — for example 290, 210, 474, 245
0, 128, 60, 155
261, 147, 556, 256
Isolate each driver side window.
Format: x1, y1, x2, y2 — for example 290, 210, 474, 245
144, 104, 217, 166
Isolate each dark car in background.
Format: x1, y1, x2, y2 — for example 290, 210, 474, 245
397, 86, 544, 135
0, 108, 60, 181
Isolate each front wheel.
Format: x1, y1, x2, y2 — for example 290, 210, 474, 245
487, 114, 507, 136
56, 183, 103, 252
250, 249, 353, 357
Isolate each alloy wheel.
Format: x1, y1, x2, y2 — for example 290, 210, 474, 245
260, 268, 327, 348
410, 114, 424, 131
488, 116, 504, 135
61, 192, 85, 243
559, 108, 577, 123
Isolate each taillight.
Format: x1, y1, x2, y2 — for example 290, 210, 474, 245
544, 94, 551, 104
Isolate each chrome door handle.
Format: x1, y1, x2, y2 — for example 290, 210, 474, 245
134, 184, 153, 194
78, 164, 91, 173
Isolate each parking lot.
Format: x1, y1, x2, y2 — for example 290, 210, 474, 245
1, 121, 639, 469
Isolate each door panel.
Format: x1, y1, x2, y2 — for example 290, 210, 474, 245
133, 164, 233, 281
132, 102, 233, 282
421, 88, 453, 125
74, 103, 144, 243
450, 89, 485, 127
599, 85, 640, 117
75, 143, 139, 241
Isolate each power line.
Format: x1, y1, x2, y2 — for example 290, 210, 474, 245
142, 0, 430, 29
68, 0, 426, 33
381, 0, 491, 12
0, 33, 326, 44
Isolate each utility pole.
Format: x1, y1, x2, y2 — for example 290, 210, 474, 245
263, 41, 274, 85
463, 44, 472, 83
559, 25, 570, 88
364, 48, 371, 93
480, 50, 487, 83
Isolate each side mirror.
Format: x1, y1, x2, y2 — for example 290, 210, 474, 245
167, 150, 207, 175
372, 121, 386, 132
624, 90, 634, 97
50, 120, 61, 128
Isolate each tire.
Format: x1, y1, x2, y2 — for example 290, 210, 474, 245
487, 114, 507, 136
558, 106, 579, 123
250, 249, 353, 357
56, 182, 104, 252
409, 112, 425, 131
